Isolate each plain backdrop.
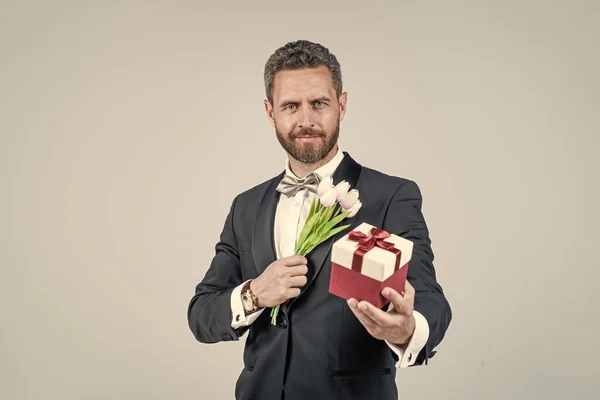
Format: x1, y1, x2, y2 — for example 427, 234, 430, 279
1, 1, 599, 399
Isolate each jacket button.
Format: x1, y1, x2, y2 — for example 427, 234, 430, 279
280, 319, 288, 329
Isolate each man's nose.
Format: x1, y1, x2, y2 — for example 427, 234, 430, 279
298, 105, 315, 128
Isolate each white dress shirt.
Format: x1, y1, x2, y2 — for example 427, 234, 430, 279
230, 147, 429, 368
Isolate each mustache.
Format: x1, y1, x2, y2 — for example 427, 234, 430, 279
292, 128, 324, 138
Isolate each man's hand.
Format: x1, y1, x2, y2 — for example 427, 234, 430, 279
347, 281, 416, 345
250, 255, 308, 308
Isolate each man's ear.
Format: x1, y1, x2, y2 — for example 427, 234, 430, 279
338, 92, 348, 121
264, 99, 275, 127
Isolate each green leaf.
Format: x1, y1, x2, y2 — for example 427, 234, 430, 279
307, 197, 318, 222
301, 220, 350, 256
314, 207, 326, 227
296, 234, 308, 255
317, 201, 324, 213
296, 208, 323, 251
313, 205, 338, 239
301, 245, 314, 256
296, 234, 313, 255
301, 241, 319, 256
299, 231, 321, 255
296, 203, 350, 256
333, 205, 341, 218
320, 211, 351, 234
298, 237, 312, 255
319, 205, 335, 227
327, 203, 336, 218
321, 223, 351, 242
307, 229, 323, 249
304, 223, 351, 255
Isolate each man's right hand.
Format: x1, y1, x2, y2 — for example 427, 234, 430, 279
249, 255, 308, 308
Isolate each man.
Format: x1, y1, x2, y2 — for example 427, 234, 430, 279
187, 40, 451, 400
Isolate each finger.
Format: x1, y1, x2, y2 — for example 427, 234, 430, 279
381, 287, 408, 314
357, 300, 395, 327
286, 287, 301, 298
288, 274, 308, 287
386, 301, 395, 312
348, 299, 378, 326
347, 299, 379, 330
281, 255, 307, 266
285, 264, 309, 276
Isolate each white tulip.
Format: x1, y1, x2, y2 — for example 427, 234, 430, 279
344, 199, 362, 218
317, 175, 333, 196
334, 180, 351, 201
320, 187, 337, 207
339, 189, 359, 209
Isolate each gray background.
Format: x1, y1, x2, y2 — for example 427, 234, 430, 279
1, 1, 599, 399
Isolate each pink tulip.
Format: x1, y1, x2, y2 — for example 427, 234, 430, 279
334, 180, 350, 201
320, 188, 337, 207
339, 189, 359, 209
317, 175, 333, 196
344, 199, 362, 218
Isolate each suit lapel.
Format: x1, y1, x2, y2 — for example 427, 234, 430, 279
252, 171, 284, 277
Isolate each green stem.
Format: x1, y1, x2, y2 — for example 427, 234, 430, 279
270, 304, 280, 325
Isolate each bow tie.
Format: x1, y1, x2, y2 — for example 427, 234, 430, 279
276, 171, 321, 197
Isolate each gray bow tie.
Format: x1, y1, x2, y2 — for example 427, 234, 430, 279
276, 171, 321, 197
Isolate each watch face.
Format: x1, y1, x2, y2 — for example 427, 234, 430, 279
242, 293, 253, 310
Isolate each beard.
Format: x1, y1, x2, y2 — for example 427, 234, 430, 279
275, 119, 340, 164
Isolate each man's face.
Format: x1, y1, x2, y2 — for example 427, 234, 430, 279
265, 65, 347, 164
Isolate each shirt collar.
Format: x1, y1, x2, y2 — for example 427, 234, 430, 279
284, 146, 345, 180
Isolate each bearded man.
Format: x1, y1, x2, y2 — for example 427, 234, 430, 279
187, 39, 452, 400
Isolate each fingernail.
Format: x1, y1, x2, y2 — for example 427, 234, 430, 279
359, 303, 368, 311
383, 288, 391, 296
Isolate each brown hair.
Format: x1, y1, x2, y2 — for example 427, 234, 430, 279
264, 40, 343, 104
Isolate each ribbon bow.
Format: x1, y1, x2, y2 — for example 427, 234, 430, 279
347, 227, 402, 273
349, 228, 397, 252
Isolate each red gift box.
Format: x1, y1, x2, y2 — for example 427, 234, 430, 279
329, 222, 413, 308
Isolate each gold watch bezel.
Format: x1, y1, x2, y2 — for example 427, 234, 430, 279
242, 283, 258, 312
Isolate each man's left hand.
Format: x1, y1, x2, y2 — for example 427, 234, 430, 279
347, 281, 416, 345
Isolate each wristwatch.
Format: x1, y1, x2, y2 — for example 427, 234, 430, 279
241, 280, 260, 314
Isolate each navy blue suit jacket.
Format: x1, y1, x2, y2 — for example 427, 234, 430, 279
188, 151, 451, 400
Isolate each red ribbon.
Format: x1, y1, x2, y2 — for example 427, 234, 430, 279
348, 228, 402, 274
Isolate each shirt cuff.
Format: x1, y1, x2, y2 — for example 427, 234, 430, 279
231, 279, 265, 329
385, 310, 430, 368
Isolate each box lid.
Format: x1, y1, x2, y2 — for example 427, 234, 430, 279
331, 222, 413, 281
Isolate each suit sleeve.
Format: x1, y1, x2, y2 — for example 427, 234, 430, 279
382, 180, 452, 366
187, 195, 250, 343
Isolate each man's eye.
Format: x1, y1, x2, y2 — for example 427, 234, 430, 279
314, 101, 326, 108
285, 104, 297, 111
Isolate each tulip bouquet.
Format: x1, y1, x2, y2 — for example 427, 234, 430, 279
270, 176, 362, 325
